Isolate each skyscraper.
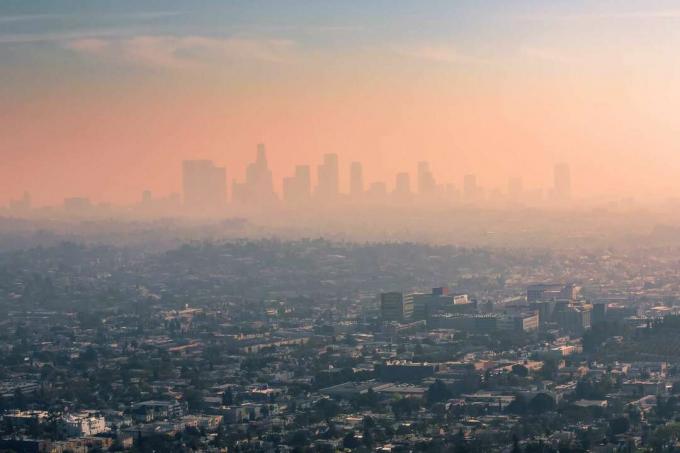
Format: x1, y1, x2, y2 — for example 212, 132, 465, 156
552, 163, 571, 203
316, 153, 339, 200
349, 161, 364, 197
283, 165, 311, 204
182, 160, 227, 211
232, 144, 277, 205
394, 172, 411, 198
380, 292, 413, 321
142, 190, 152, 204
417, 161, 436, 195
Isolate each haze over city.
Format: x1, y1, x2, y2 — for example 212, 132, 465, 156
9, 3, 680, 453
4, 0, 680, 208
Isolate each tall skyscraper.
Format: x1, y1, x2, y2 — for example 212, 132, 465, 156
394, 172, 411, 197
349, 161, 364, 197
182, 160, 227, 211
417, 161, 436, 195
232, 144, 277, 205
283, 165, 311, 204
552, 163, 571, 203
316, 153, 339, 200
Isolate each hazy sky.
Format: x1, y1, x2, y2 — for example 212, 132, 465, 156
3, 0, 680, 205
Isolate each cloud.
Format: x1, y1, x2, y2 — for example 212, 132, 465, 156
520, 47, 579, 65
64, 35, 297, 69
0, 11, 181, 24
0, 14, 68, 24
0, 29, 132, 45
65, 38, 110, 54
516, 9, 680, 22
395, 45, 488, 65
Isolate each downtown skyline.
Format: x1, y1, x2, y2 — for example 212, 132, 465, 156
4, 1, 680, 206
6, 143, 575, 213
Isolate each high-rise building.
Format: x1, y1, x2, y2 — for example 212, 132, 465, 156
283, 165, 311, 204
349, 162, 364, 197
182, 160, 227, 211
417, 162, 436, 195
316, 153, 339, 200
552, 163, 571, 203
380, 292, 413, 322
394, 172, 411, 197
232, 144, 276, 205
592, 302, 608, 325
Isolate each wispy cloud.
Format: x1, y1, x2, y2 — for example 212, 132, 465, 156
0, 29, 134, 45
0, 14, 68, 24
64, 35, 297, 69
395, 44, 488, 65
516, 9, 680, 22
520, 46, 580, 65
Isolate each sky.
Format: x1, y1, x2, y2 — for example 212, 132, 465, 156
3, 0, 680, 206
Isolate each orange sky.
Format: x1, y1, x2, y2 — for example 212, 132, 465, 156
3, 1, 680, 206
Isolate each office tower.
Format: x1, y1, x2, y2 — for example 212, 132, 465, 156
182, 160, 227, 211
394, 172, 411, 197
349, 161, 364, 197
552, 163, 571, 202
463, 174, 478, 203
417, 161, 436, 195
316, 153, 339, 200
527, 283, 579, 303
380, 292, 413, 322
233, 144, 277, 205
432, 287, 449, 296
508, 177, 523, 202
142, 190, 152, 204
592, 302, 607, 325
283, 165, 311, 204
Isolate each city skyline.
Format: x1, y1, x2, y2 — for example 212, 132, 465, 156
8, 143, 576, 212
4, 1, 680, 205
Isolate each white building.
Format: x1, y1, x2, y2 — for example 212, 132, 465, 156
62, 412, 107, 437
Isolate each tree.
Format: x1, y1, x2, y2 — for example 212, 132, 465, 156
609, 416, 630, 435
426, 379, 452, 405
452, 428, 468, 453
363, 429, 374, 449
540, 359, 559, 379
528, 393, 555, 414
222, 387, 234, 406
343, 432, 361, 449
506, 394, 528, 415
512, 364, 529, 377
353, 387, 379, 409
314, 398, 340, 420
511, 434, 522, 453
391, 397, 420, 419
